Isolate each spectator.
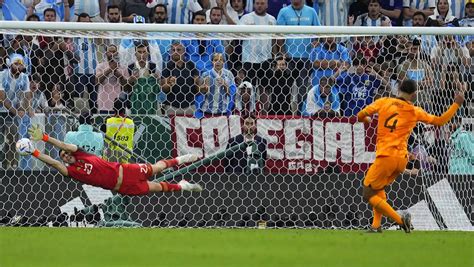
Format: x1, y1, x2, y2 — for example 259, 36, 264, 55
49, 83, 66, 110
458, 1, 474, 43
430, 35, 471, 110
127, 41, 161, 115
225, 115, 267, 174
209, 6, 224, 24
379, 0, 403, 26
350, 0, 392, 26
458, 2, 474, 116
37, 8, 71, 105
427, 0, 458, 25
119, 16, 163, 71
106, 4, 121, 22
348, 0, 369, 23
398, 39, 435, 112
96, 44, 129, 114
207, 0, 238, 24
235, 81, 262, 117
121, 0, 154, 22
195, 52, 236, 118
277, 0, 320, 113
29, 73, 48, 114
0, 53, 32, 169
105, 5, 122, 46
317, 0, 352, 26
435, 64, 468, 115
28, 0, 71, 21
448, 118, 474, 175
65, 13, 99, 113
335, 57, 382, 117
266, 54, 294, 115
182, 11, 226, 73
149, 0, 202, 24
152, 4, 172, 62
411, 11, 439, 61
26, 14, 40, 21
302, 76, 340, 118
310, 37, 351, 87
73, 0, 107, 22
351, 36, 382, 64
153, 3, 167, 23
412, 134, 439, 174
6, 34, 43, 76
240, 0, 277, 88
379, 60, 399, 96
402, 0, 435, 26
161, 42, 199, 115
231, 0, 248, 19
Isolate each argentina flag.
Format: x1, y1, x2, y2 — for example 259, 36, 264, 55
3, 0, 27, 21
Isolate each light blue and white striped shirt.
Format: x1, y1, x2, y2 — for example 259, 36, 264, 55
73, 37, 98, 75
318, 0, 351, 26
74, 0, 101, 17
158, 0, 202, 24
354, 13, 386, 26
0, 69, 30, 112
198, 68, 236, 115
402, 0, 436, 26
450, 0, 466, 19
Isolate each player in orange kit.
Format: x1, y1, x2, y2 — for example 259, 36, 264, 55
357, 79, 465, 233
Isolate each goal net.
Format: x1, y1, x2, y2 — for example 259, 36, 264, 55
0, 22, 472, 230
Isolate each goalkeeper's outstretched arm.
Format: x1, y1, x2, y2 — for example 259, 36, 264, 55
30, 149, 69, 176
28, 125, 78, 153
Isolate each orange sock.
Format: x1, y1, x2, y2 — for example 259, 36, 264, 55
371, 190, 386, 228
369, 194, 403, 226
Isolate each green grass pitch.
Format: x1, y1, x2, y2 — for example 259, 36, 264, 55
0, 227, 472, 267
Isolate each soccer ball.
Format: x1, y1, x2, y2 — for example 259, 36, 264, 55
16, 138, 34, 156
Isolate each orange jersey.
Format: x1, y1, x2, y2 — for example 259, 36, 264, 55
359, 97, 436, 158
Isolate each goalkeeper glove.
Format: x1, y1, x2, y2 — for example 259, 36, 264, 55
28, 125, 48, 142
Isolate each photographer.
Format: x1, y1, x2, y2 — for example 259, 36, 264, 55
224, 115, 267, 174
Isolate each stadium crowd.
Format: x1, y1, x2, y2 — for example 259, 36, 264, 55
0, 0, 473, 172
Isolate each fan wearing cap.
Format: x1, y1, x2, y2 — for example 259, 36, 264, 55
235, 81, 262, 117
0, 53, 32, 169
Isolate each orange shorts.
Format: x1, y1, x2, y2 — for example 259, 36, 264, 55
363, 156, 408, 190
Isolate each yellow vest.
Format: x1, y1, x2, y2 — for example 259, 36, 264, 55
105, 116, 135, 163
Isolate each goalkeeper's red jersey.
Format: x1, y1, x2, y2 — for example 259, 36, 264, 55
66, 150, 120, 190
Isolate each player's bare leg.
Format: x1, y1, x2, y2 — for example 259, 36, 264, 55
363, 185, 412, 233
151, 154, 199, 175
147, 180, 203, 193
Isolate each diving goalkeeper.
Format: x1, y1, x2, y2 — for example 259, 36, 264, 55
26, 125, 202, 196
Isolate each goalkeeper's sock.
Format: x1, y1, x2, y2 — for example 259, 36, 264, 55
371, 190, 386, 228
159, 182, 181, 192
369, 194, 403, 226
